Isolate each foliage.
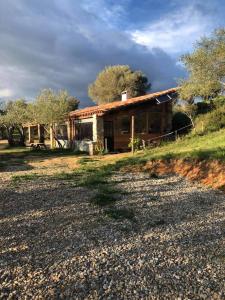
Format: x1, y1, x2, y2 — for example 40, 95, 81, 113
173, 103, 197, 127
0, 89, 79, 147
0, 99, 29, 146
94, 140, 105, 155
88, 65, 150, 104
31, 89, 75, 125
180, 28, 225, 100
194, 104, 225, 134
5, 100, 29, 126
29, 89, 79, 147
172, 111, 192, 132
196, 102, 212, 114
128, 137, 141, 151
67, 96, 80, 112
212, 95, 225, 108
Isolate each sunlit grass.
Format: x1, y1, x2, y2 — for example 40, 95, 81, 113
142, 129, 225, 161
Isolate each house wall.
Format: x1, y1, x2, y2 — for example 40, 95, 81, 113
103, 101, 172, 151
70, 100, 172, 152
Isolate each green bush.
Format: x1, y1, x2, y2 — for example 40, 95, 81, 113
212, 96, 225, 108
128, 137, 141, 151
172, 111, 191, 132
194, 104, 225, 134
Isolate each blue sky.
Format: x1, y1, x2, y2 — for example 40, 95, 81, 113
0, 0, 224, 106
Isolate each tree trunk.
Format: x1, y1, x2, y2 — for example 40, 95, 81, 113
17, 126, 26, 146
5, 126, 15, 146
49, 124, 63, 149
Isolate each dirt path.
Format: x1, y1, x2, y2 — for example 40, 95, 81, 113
0, 171, 225, 299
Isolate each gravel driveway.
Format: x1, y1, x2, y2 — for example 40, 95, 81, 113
0, 172, 225, 299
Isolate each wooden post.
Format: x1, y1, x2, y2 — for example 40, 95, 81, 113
37, 124, 41, 143
201, 121, 204, 133
175, 130, 178, 140
104, 138, 108, 152
28, 126, 31, 143
50, 125, 54, 149
131, 115, 135, 154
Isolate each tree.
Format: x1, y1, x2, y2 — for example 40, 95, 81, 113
67, 96, 80, 111
174, 102, 197, 128
31, 89, 79, 147
0, 101, 6, 140
0, 100, 29, 146
88, 65, 150, 104
180, 28, 225, 101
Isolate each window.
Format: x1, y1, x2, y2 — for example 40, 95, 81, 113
148, 112, 161, 133
135, 113, 147, 134
76, 122, 93, 140
120, 116, 130, 134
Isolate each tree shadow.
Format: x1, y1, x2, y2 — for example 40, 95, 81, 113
0, 148, 85, 173
0, 173, 224, 298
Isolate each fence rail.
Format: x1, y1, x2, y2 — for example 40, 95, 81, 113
143, 123, 193, 148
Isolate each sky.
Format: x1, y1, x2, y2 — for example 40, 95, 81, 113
0, 0, 224, 107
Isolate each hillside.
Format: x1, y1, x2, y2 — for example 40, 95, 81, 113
143, 128, 225, 161
116, 129, 225, 191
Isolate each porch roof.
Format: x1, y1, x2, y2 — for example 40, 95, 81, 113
69, 87, 178, 119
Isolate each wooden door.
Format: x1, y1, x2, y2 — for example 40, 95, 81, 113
104, 121, 114, 152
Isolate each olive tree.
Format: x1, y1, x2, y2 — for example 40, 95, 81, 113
180, 28, 225, 101
88, 65, 150, 104
0, 100, 29, 146
31, 89, 79, 147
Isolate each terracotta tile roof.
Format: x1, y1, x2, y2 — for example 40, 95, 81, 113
70, 87, 178, 119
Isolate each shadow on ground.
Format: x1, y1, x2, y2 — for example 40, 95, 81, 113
0, 172, 225, 298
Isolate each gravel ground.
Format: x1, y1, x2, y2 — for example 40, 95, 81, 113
0, 172, 225, 299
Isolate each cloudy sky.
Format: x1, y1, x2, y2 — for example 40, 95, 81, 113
0, 0, 224, 107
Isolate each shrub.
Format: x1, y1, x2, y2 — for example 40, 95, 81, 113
172, 111, 191, 133
212, 96, 225, 108
194, 104, 225, 134
128, 137, 141, 151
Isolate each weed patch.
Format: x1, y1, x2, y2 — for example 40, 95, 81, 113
91, 192, 117, 207
11, 173, 40, 183
105, 208, 135, 220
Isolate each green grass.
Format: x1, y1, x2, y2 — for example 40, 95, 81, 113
143, 128, 225, 161
91, 192, 117, 207
11, 173, 40, 183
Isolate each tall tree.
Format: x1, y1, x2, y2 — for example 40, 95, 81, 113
88, 65, 150, 105
180, 28, 225, 101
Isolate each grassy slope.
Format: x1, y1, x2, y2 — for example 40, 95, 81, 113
141, 128, 225, 162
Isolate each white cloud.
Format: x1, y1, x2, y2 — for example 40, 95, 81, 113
0, 89, 13, 98
82, 0, 126, 27
130, 5, 214, 55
